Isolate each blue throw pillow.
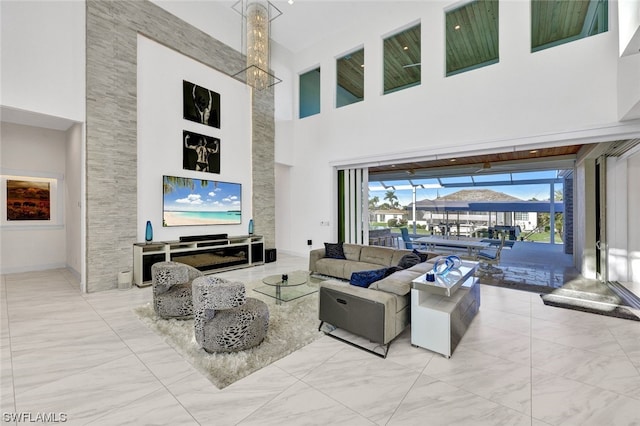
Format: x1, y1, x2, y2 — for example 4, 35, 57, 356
350, 268, 387, 288
324, 242, 346, 259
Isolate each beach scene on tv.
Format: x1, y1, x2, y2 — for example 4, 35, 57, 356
163, 176, 241, 226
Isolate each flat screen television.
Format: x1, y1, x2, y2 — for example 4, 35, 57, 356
163, 175, 241, 227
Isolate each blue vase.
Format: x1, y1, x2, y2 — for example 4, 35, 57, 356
248, 219, 254, 235
145, 221, 153, 243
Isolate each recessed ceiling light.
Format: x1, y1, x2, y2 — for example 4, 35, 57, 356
454, 24, 461, 30
450, 158, 457, 162
360, 64, 365, 68
403, 46, 409, 50
288, 0, 294, 4
530, 150, 538, 154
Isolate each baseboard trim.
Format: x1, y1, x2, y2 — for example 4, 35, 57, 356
0, 262, 67, 275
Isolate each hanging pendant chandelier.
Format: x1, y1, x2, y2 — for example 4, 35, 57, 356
233, 0, 282, 90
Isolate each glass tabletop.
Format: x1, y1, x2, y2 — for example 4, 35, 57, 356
255, 271, 316, 304
262, 271, 308, 287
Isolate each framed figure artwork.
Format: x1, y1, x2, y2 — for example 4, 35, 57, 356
183, 130, 221, 174
183, 80, 221, 129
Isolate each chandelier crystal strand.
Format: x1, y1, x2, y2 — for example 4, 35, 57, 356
246, 0, 269, 90
232, 0, 281, 89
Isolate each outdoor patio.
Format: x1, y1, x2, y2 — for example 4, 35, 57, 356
479, 240, 580, 291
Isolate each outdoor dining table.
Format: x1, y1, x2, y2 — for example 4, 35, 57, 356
414, 236, 491, 258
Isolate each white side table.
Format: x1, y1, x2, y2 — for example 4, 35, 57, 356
410, 261, 481, 358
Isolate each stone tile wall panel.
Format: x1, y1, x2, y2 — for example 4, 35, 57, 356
86, 0, 274, 291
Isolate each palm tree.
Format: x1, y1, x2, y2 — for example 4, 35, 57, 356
384, 190, 399, 209
163, 176, 213, 195
369, 196, 380, 210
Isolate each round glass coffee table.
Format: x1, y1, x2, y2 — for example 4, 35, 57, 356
255, 271, 315, 304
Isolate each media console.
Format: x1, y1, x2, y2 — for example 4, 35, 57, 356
132, 235, 264, 287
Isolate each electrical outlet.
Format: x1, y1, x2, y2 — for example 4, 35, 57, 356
307, 239, 312, 246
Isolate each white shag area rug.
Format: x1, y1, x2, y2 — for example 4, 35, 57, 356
133, 274, 325, 389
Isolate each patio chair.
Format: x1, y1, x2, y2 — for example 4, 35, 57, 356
476, 234, 505, 270
400, 227, 414, 249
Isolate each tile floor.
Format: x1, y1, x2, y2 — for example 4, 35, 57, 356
2, 253, 640, 425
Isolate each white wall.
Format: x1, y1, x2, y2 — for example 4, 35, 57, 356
65, 123, 84, 279
618, 0, 640, 56
274, 162, 292, 250
618, 53, 640, 120
1, 123, 68, 273
274, 0, 640, 256
0, 0, 85, 122
1, 1, 85, 278
137, 36, 252, 242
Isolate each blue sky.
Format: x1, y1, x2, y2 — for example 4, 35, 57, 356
163, 179, 241, 212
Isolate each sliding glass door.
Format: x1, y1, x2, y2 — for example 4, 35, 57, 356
337, 168, 368, 244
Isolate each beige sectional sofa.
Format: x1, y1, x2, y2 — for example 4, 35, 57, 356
309, 243, 440, 356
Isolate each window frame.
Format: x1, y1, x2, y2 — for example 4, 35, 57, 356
336, 46, 365, 109
298, 66, 321, 119
382, 22, 422, 95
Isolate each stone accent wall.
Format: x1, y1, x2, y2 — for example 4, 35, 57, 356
563, 176, 574, 254
251, 91, 276, 248
86, 0, 274, 291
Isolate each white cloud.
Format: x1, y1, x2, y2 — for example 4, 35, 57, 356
176, 194, 203, 204
208, 192, 216, 197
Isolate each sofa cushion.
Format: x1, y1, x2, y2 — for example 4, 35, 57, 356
314, 258, 349, 278
370, 269, 424, 296
407, 258, 442, 274
343, 244, 363, 262
359, 246, 395, 267
350, 268, 388, 288
324, 242, 346, 259
398, 253, 421, 269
